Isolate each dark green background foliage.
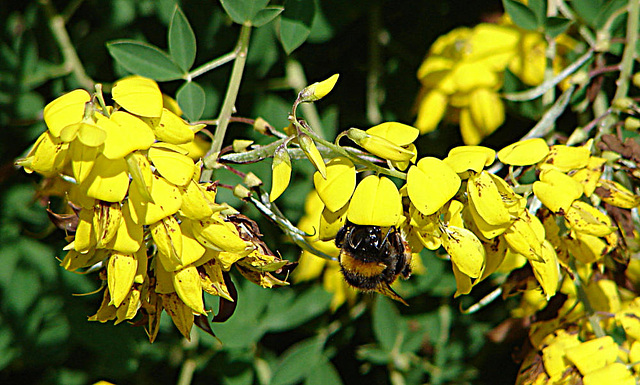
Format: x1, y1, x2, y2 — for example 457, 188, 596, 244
0, 0, 538, 384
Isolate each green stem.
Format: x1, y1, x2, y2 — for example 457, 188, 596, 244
40, 0, 94, 90
612, 0, 639, 103
202, 24, 252, 181
569, 260, 606, 338
366, 0, 383, 125
286, 60, 325, 138
186, 51, 237, 81
293, 118, 406, 179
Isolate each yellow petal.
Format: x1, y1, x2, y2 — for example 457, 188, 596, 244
319, 204, 348, 241
101, 111, 155, 159
452, 263, 473, 297
300, 73, 340, 101
414, 89, 447, 134
151, 216, 183, 271
533, 168, 583, 214
529, 240, 559, 299
346, 175, 402, 226
105, 203, 144, 254
564, 200, 614, 237
80, 155, 130, 202
93, 202, 122, 248
43, 89, 91, 137
444, 145, 495, 175
69, 140, 98, 184
299, 133, 326, 178
180, 220, 207, 267
313, 156, 356, 212
467, 171, 511, 226
539, 144, 591, 172
347, 128, 415, 162
366, 122, 419, 146
497, 138, 550, 166
583, 363, 635, 385
269, 145, 292, 202
441, 225, 485, 278
407, 157, 461, 216
107, 253, 138, 307
189, 217, 249, 253
128, 175, 182, 225
160, 292, 194, 340
173, 265, 206, 315
564, 336, 618, 375
77, 122, 107, 147
148, 145, 195, 186
149, 108, 196, 144
468, 88, 504, 137
179, 180, 215, 220
111, 76, 163, 118
571, 156, 606, 196
596, 179, 640, 209
16, 132, 69, 176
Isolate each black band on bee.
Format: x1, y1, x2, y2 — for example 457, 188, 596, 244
335, 221, 412, 303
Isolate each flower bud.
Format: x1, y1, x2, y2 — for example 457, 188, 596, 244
298, 74, 339, 103
346, 128, 415, 161
298, 133, 327, 178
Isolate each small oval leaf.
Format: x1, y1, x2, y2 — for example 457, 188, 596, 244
176, 81, 206, 121
169, 6, 197, 72
107, 40, 185, 81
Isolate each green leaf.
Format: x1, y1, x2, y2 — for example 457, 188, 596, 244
571, 0, 603, 26
270, 337, 325, 385
220, 0, 269, 24
252, 6, 284, 27
262, 286, 332, 332
594, 0, 628, 30
176, 81, 206, 121
357, 346, 390, 365
106, 40, 185, 81
279, 0, 316, 54
372, 296, 402, 352
502, 0, 539, 31
168, 6, 197, 72
304, 359, 343, 385
527, 0, 547, 25
545, 16, 573, 38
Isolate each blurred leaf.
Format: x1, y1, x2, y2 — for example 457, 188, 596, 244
177, 81, 206, 121
527, 0, 547, 25
307, 0, 334, 43
4, 267, 41, 316
169, 6, 197, 72
223, 366, 254, 385
502, 0, 539, 30
571, 0, 602, 26
213, 279, 271, 349
304, 358, 343, 385
270, 337, 325, 385
373, 297, 402, 352
0, 326, 18, 371
545, 17, 573, 38
279, 0, 316, 54
107, 40, 185, 81
248, 24, 280, 77
220, 0, 270, 24
357, 346, 390, 365
262, 285, 332, 332
594, 0, 628, 30
252, 7, 284, 27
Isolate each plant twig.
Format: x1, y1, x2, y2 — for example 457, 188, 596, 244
612, 0, 639, 103
40, 0, 95, 90
201, 23, 252, 181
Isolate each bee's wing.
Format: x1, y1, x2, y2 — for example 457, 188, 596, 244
376, 283, 409, 306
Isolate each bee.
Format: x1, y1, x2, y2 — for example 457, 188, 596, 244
335, 221, 412, 305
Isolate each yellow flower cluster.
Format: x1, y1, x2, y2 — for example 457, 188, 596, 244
516, 279, 640, 384
290, 120, 636, 313
18, 76, 290, 341
414, 23, 575, 144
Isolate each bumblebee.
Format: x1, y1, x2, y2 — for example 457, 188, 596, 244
335, 221, 412, 305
